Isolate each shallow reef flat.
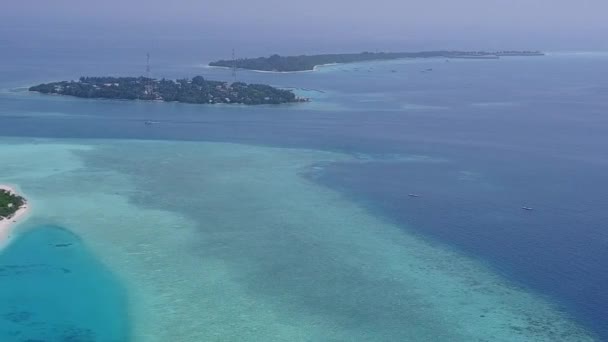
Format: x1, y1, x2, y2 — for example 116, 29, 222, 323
0, 138, 596, 341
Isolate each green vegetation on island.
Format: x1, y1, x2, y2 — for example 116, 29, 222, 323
29, 76, 307, 105
209, 50, 545, 72
0, 189, 25, 219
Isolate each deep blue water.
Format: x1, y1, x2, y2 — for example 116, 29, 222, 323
0, 225, 129, 341
1, 47, 608, 339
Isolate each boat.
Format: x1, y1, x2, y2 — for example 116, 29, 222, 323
522, 207, 534, 211
408, 194, 420, 198
145, 120, 160, 125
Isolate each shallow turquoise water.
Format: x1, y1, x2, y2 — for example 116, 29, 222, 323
0, 139, 596, 341
0, 225, 128, 341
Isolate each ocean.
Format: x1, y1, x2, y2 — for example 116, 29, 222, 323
1, 48, 607, 340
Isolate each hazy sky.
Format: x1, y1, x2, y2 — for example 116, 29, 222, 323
2, 0, 608, 52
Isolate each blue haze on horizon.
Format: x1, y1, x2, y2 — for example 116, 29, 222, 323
1, 0, 608, 56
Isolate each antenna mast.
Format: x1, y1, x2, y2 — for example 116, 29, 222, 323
231, 49, 237, 82
144, 52, 153, 97
146, 52, 151, 79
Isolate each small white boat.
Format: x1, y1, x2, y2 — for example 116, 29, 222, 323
522, 207, 534, 211
408, 194, 420, 198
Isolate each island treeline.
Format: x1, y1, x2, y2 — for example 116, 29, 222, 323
209, 50, 545, 72
0, 189, 25, 219
29, 76, 307, 105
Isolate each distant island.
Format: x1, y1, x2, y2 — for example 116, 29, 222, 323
209, 50, 545, 72
29, 76, 307, 105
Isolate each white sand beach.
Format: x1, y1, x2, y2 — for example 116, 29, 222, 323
204, 63, 337, 73
0, 185, 30, 245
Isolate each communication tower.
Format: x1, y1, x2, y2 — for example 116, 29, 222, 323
146, 52, 151, 79
231, 49, 237, 82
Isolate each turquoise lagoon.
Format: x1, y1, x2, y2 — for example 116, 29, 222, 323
0, 225, 128, 341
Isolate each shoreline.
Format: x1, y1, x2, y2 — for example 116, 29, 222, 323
0, 185, 30, 247
205, 52, 546, 74
205, 63, 338, 74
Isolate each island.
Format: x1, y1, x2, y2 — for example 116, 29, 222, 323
0, 185, 29, 244
29, 76, 308, 105
209, 50, 545, 72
